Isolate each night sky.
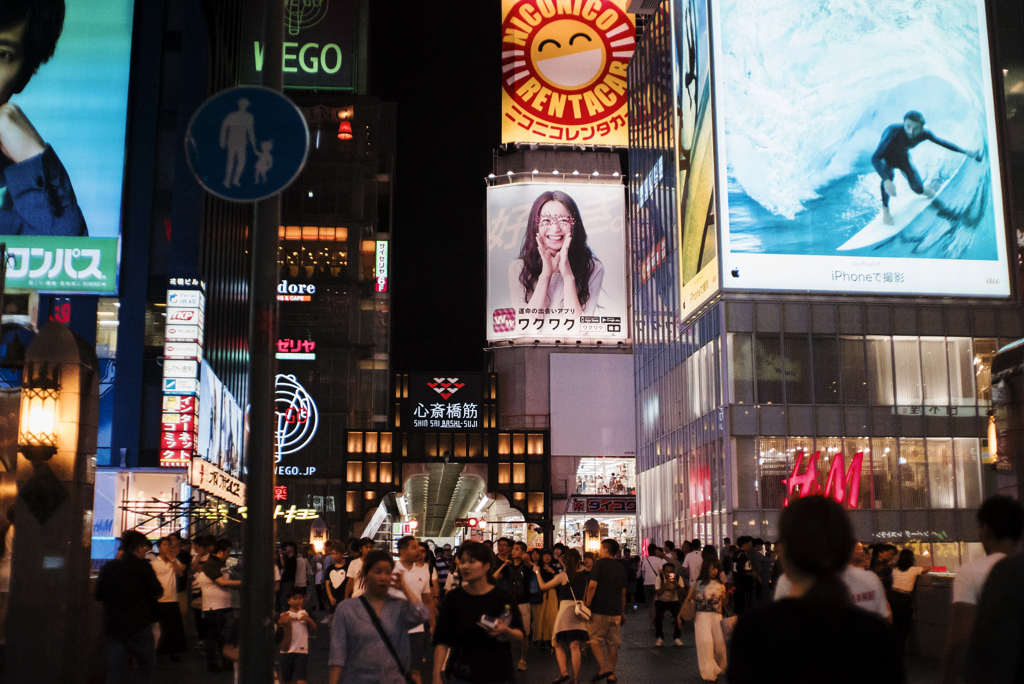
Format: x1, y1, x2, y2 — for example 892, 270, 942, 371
368, 3, 503, 374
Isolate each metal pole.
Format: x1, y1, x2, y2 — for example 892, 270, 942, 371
239, 1, 283, 682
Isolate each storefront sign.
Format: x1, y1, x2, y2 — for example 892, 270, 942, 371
189, 457, 245, 506
276, 338, 316, 360
161, 280, 204, 467
237, 504, 318, 522
407, 374, 485, 429
565, 496, 636, 514
276, 374, 320, 458
277, 280, 316, 302
782, 451, 864, 508
375, 241, 389, 292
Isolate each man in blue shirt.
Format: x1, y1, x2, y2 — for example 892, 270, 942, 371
0, 0, 86, 236
871, 110, 981, 226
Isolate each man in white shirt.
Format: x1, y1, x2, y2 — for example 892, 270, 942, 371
389, 536, 432, 684
641, 546, 666, 628
151, 537, 187, 660
941, 496, 1024, 684
344, 538, 374, 600
199, 539, 241, 672
682, 540, 703, 587
773, 541, 891, 621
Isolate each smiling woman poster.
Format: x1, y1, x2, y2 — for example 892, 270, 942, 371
501, 0, 635, 146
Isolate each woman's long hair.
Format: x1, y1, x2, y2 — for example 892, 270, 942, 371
896, 548, 915, 572
779, 496, 855, 624
518, 191, 596, 309
696, 545, 722, 584
563, 548, 582, 586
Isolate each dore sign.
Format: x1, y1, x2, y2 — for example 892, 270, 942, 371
501, 0, 634, 146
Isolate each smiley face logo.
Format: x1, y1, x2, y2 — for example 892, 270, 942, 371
532, 19, 605, 90
502, 0, 635, 129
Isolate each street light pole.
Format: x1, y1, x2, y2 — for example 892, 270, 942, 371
239, 1, 283, 682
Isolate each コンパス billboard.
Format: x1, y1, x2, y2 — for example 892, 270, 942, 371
0, 0, 132, 293
502, 0, 635, 146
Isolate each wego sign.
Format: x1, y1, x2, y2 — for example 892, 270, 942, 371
501, 0, 634, 145
781, 451, 864, 508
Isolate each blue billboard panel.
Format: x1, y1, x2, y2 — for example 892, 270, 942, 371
711, 0, 1009, 297
1, 0, 133, 292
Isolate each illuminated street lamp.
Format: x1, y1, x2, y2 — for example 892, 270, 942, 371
309, 517, 328, 553
583, 518, 602, 554
6, 322, 99, 684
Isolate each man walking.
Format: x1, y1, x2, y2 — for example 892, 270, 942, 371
496, 541, 533, 671
390, 536, 433, 684
682, 540, 703, 588
199, 538, 241, 672
584, 539, 628, 683
641, 545, 666, 628
151, 537, 187, 661
96, 530, 163, 684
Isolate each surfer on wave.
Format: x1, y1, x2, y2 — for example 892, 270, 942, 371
871, 110, 982, 225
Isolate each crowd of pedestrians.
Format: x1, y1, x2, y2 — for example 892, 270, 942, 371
91, 492, 1024, 684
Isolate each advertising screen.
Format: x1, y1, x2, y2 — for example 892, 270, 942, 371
197, 361, 243, 480
1, 0, 132, 293
501, 0, 635, 146
487, 182, 628, 342
673, 0, 719, 313
711, 0, 1009, 297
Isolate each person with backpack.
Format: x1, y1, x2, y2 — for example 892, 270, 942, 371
495, 540, 532, 671
641, 546, 666, 629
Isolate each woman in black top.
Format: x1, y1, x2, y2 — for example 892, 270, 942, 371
432, 541, 525, 684
536, 549, 590, 684
727, 497, 904, 684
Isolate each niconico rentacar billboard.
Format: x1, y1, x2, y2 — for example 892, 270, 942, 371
487, 182, 628, 342
501, 0, 635, 146
711, 0, 1009, 297
0, 0, 133, 293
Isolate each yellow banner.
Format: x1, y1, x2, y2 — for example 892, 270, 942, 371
501, 0, 634, 146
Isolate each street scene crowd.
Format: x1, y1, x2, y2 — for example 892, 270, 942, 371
91, 495, 1024, 684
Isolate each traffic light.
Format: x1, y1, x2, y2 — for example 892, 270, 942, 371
455, 517, 487, 528
468, 518, 478, 527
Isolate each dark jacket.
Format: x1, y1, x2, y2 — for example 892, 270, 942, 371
95, 553, 163, 638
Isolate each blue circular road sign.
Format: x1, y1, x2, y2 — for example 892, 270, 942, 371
185, 86, 309, 202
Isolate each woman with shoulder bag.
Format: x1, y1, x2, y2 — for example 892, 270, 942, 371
328, 550, 430, 684
534, 549, 590, 684
679, 546, 728, 682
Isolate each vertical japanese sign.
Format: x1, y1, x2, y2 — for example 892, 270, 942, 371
0, 0, 133, 293
375, 240, 389, 293
487, 183, 628, 342
161, 279, 205, 467
501, 0, 635, 145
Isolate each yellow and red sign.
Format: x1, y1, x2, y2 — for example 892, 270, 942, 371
501, 0, 634, 146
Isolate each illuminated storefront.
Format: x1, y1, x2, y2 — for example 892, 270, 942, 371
628, 0, 1023, 570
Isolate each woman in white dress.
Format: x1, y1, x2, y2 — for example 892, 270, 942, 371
681, 547, 728, 681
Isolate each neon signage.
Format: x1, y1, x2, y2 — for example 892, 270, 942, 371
782, 451, 864, 508
275, 374, 319, 459
375, 240, 388, 292
276, 338, 316, 360
277, 279, 316, 302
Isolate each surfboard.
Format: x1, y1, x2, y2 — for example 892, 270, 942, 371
837, 176, 951, 252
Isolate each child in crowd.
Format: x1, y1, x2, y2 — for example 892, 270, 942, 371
278, 587, 318, 684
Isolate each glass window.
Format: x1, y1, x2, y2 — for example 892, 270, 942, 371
947, 338, 976, 406
870, 438, 900, 508
920, 338, 950, 406
975, 338, 998, 405
866, 337, 894, 405
758, 438, 790, 509
813, 336, 840, 404
898, 438, 929, 509
926, 438, 955, 508
843, 437, 873, 510
756, 335, 784, 404
954, 438, 983, 508
729, 334, 754, 404
839, 336, 867, 405
893, 337, 922, 405
784, 335, 812, 404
